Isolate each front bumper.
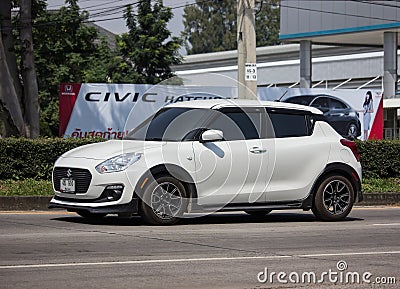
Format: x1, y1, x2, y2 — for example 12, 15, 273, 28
49, 156, 149, 213
49, 198, 139, 215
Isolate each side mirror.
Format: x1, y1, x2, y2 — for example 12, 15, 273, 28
200, 129, 224, 142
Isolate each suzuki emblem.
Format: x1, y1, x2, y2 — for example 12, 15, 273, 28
66, 169, 72, 178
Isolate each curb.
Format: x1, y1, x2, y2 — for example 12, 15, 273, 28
360, 193, 400, 206
0, 194, 400, 211
0, 196, 53, 211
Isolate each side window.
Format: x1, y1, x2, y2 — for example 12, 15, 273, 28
268, 111, 310, 138
284, 96, 312, 106
311, 97, 329, 109
207, 108, 264, 140
330, 99, 347, 109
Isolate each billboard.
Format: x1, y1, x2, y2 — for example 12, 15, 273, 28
258, 87, 383, 140
59, 84, 382, 140
59, 83, 237, 138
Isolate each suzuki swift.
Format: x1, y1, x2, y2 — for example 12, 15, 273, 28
49, 99, 362, 225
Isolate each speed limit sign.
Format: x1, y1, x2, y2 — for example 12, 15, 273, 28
245, 63, 257, 81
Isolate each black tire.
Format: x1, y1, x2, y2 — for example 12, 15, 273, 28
312, 175, 354, 221
346, 123, 358, 140
76, 211, 107, 219
140, 175, 188, 225
244, 209, 272, 216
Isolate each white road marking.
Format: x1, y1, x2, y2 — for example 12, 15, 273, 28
1, 251, 400, 270
373, 223, 400, 226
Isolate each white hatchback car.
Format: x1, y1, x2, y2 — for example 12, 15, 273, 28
50, 99, 362, 225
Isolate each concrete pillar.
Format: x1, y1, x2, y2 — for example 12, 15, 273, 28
237, 0, 257, 99
383, 32, 398, 99
300, 40, 312, 88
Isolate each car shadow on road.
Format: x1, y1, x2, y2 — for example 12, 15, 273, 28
51, 212, 364, 226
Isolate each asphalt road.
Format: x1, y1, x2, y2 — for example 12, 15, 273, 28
0, 207, 399, 289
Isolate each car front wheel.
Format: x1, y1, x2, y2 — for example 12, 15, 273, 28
312, 175, 354, 221
140, 175, 187, 225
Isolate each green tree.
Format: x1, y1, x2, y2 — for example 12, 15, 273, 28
255, 0, 280, 46
112, 0, 182, 84
1, 0, 115, 137
183, 0, 280, 55
0, 0, 41, 138
31, 0, 114, 136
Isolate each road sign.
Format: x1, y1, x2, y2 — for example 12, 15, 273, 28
245, 63, 257, 81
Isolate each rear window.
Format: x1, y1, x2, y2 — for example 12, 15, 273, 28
268, 109, 311, 138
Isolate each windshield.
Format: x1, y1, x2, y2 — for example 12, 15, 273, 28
125, 107, 212, 141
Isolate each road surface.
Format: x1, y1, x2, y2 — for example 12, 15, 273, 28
0, 207, 399, 288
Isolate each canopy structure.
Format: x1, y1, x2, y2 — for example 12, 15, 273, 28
280, 0, 399, 99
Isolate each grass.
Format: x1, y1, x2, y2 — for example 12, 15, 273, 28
0, 179, 53, 196
362, 178, 400, 193
0, 178, 400, 196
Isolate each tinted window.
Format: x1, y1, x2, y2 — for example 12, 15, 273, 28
330, 99, 347, 109
311, 97, 329, 109
269, 112, 309, 138
285, 96, 313, 106
207, 108, 264, 140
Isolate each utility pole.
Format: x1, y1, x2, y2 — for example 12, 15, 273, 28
237, 0, 257, 99
20, 0, 40, 138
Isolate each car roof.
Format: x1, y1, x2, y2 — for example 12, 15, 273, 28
285, 94, 351, 106
166, 99, 323, 114
286, 94, 345, 101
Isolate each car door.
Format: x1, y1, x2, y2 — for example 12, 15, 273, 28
265, 109, 331, 201
192, 107, 270, 206
310, 96, 339, 129
328, 98, 351, 135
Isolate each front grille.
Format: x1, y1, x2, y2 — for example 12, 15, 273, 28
53, 167, 92, 194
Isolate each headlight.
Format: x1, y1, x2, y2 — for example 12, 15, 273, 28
96, 153, 142, 174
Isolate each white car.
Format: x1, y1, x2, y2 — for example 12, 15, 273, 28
49, 99, 362, 225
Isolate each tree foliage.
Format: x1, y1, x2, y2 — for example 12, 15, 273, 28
112, 0, 182, 84
1, 0, 181, 137
183, 0, 280, 55
31, 0, 114, 136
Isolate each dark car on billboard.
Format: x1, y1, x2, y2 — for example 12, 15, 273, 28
283, 94, 361, 139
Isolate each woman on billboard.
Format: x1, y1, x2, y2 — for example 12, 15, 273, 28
363, 91, 374, 140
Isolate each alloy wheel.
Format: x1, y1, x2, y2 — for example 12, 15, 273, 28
150, 181, 183, 220
322, 180, 351, 215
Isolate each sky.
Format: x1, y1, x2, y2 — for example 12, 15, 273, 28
47, 0, 194, 37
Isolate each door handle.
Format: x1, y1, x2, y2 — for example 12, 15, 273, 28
249, 147, 267, 154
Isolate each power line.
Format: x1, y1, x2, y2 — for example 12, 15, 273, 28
350, 0, 400, 10
280, 1, 400, 23
5, 0, 400, 32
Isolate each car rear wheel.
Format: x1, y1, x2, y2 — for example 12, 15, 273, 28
347, 123, 359, 140
140, 175, 187, 225
244, 209, 272, 216
312, 175, 354, 221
